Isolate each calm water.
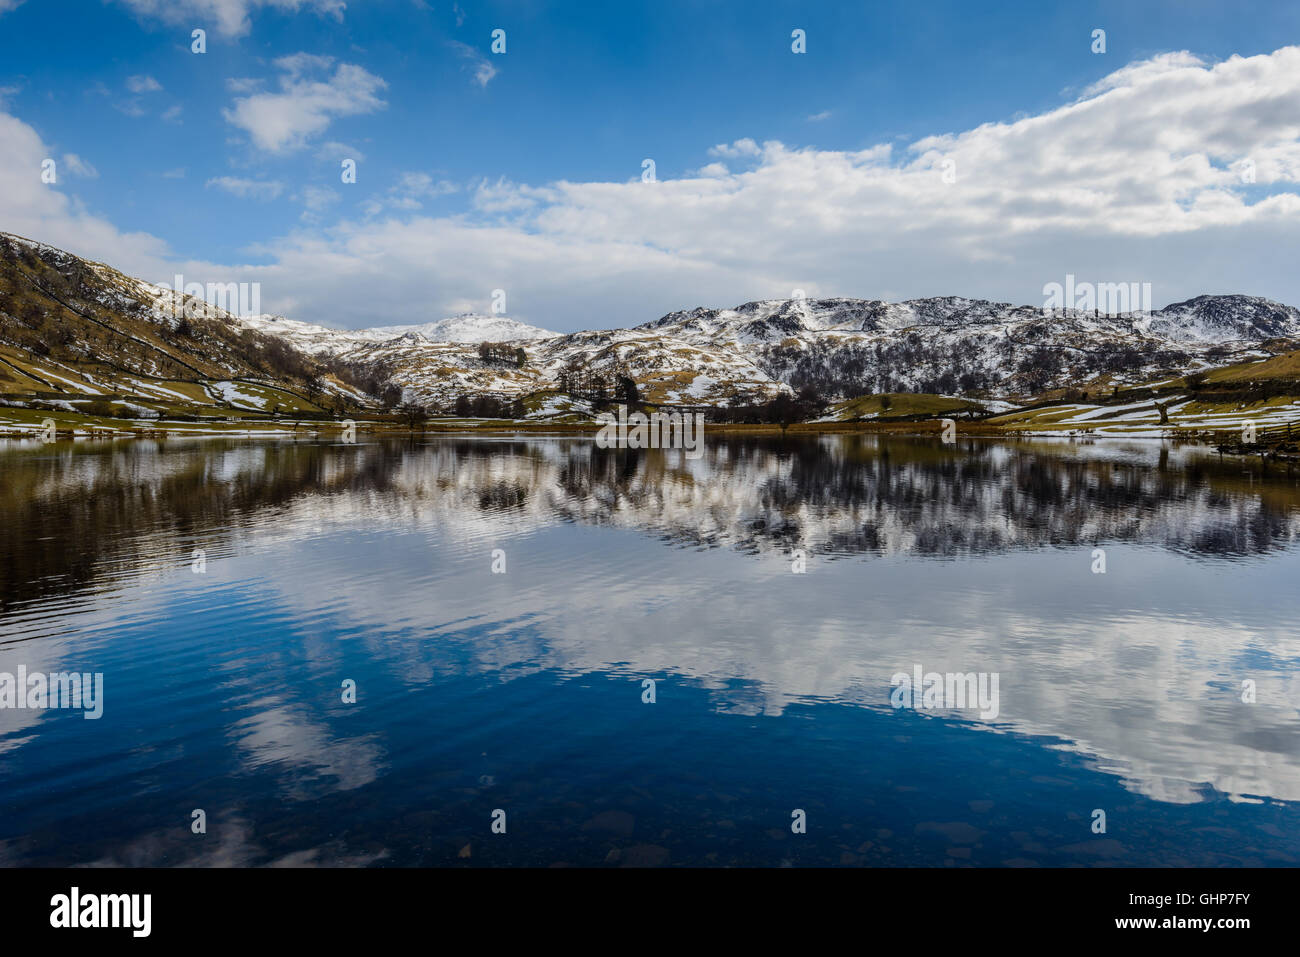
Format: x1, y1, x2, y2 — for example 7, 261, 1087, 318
1, 433, 1298, 867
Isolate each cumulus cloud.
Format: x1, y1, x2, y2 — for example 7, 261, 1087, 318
222, 54, 387, 153
258, 47, 1300, 327
114, 0, 346, 39
4, 46, 1300, 333
708, 138, 761, 159
0, 110, 173, 277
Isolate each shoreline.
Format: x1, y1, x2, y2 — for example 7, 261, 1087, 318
0, 414, 1269, 446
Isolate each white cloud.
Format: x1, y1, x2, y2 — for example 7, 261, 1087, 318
297, 184, 339, 221
0, 0, 25, 13
5, 46, 1300, 334
114, 0, 346, 39
362, 172, 459, 216
450, 41, 498, 88
0, 110, 173, 277
806, 110, 832, 122
1080, 51, 1207, 98
205, 176, 284, 200
709, 138, 761, 159
470, 177, 551, 215
317, 140, 363, 163
276, 52, 335, 76
222, 54, 387, 153
125, 75, 162, 94
246, 47, 1300, 328
161, 104, 183, 122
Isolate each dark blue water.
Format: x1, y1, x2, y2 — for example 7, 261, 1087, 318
1, 435, 1298, 866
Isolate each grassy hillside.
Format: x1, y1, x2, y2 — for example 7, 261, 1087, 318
823, 392, 994, 422
1197, 347, 1300, 386
0, 232, 369, 418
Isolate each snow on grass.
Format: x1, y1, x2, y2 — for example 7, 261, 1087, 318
37, 367, 107, 395
974, 399, 1019, 413
127, 379, 198, 403
206, 381, 271, 410
685, 374, 718, 398
527, 395, 594, 419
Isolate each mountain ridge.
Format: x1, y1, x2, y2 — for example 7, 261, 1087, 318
5, 230, 1300, 412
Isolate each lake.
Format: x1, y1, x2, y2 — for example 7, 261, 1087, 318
1, 433, 1298, 867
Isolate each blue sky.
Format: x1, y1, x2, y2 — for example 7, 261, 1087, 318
2, 0, 1299, 330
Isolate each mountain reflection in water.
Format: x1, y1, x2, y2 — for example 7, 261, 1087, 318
0, 434, 1297, 867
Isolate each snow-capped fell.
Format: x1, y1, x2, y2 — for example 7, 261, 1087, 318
363, 313, 559, 343
236, 312, 558, 355
1135, 295, 1300, 344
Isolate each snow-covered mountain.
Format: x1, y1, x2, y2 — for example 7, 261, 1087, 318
240, 312, 557, 352
6, 230, 1300, 410
526, 294, 1300, 405
215, 293, 1300, 406
369, 313, 559, 343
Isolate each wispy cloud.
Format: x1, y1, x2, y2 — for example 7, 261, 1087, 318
114, 0, 346, 39
450, 41, 498, 88
363, 171, 458, 215
125, 75, 162, 94
62, 154, 98, 178
205, 176, 284, 200
296, 184, 339, 221
317, 140, 363, 163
